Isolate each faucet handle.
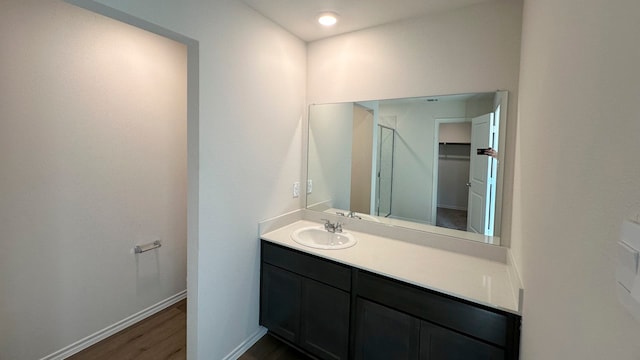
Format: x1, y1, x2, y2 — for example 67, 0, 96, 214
336, 212, 345, 216
320, 218, 332, 229
335, 222, 343, 233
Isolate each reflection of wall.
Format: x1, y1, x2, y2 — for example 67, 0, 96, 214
380, 100, 466, 223
0, 2, 187, 358
379, 115, 397, 129
308, 103, 353, 210
438, 122, 472, 210
437, 143, 470, 210
350, 105, 374, 213
439, 122, 471, 143
465, 96, 494, 118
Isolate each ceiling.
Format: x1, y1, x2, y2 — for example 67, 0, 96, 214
241, 0, 498, 42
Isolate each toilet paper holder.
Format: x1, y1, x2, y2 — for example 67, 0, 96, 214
134, 240, 162, 254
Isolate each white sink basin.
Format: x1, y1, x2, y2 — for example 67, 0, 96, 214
291, 226, 357, 250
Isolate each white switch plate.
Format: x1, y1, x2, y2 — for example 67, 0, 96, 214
307, 179, 313, 194
293, 182, 300, 198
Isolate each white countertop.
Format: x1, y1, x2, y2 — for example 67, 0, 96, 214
261, 220, 521, 315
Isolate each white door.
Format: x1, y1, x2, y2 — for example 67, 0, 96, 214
467, 113, 497, 235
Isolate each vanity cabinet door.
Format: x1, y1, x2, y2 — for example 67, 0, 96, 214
300, 278, 350, 360
355, 270, 519, 360
260, 241, 351, 360
419, 321, 504, 360
354, 298, 420, 360
260, 263, 301, 343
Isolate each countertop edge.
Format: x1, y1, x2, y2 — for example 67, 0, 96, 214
260, 220, 522, 316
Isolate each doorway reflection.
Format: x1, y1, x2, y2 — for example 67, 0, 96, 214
436, 141, 470, 231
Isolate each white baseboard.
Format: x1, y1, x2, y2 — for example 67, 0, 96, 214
223, 326, 268, 360
41, 290, 187, 360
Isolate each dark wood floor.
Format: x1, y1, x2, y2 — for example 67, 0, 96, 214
238, 334, 312, 360
68, 299, 187, 360
66, 299, 308, 360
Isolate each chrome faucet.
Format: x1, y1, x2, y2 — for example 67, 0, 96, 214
321, 219, 343, 233
337, 211, 362, 219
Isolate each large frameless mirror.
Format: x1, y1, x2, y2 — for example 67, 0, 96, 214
306, 91, 508, 245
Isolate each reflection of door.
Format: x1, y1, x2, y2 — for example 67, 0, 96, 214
433, 119, 472, 227
467, 113, 496, 235
376, 126, 394, 217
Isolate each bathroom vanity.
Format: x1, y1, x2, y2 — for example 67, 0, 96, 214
259, 220, 522, 360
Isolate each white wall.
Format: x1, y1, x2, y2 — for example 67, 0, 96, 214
307, 0, 523, 245
307, 103, 353, 210
437, 158, 470, 210
465, 96, 495, 119
307, 0, 522, 103
438, 144, 471, 210
350, 105, 374, 213
439, 122, 471, 143
87, 1, 307, 359
0, 1, 187, 359
514, 0, 640, 358
380, 100, 467, 223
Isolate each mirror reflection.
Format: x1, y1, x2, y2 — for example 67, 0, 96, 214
307, 91, 508, 245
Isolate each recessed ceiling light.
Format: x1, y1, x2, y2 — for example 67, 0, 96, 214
317, 12, 339, 27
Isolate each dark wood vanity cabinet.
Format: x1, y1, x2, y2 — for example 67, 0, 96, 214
260, 241, 521, 360
260, 263, 301, 343
355, 271, 518, 360
419, 320, 505, 359
261, 241, 351, 360
354, 298, 504, 360
354, 298, 421, 359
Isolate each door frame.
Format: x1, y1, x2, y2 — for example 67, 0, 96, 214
64, 0, 200, 356
432, 117, 470, 226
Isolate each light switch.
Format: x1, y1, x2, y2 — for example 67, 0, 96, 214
293, 182, 300, 198
307, 179, 313, 194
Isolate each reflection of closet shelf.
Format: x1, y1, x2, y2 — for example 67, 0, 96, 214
439, 155, 470, 160
438, 142, 470, 160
